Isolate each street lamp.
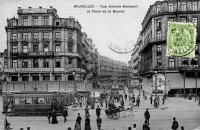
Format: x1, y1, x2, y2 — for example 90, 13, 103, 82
163, 72, 167, 95
72, 71, 77, 108
155, 71, 158, 98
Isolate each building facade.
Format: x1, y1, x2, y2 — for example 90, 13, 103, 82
98, 55, 130, 89
131, 0, 200, 95
3, 7, 98, 92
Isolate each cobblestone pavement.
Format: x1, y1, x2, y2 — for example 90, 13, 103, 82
0, 91, 200, 130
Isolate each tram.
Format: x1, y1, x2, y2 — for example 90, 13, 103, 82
2, 91, 73, 116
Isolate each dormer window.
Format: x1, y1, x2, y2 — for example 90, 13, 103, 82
56, 22, 59, 26
13, 21, 17, 26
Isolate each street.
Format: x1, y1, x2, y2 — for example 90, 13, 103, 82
0, 92, 200, 130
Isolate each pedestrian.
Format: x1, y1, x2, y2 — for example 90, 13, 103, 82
128, 127, 132, 130
121, 99, 125, 107
124, 93, 127, 101
51, 109, 58, 124
150, 95, 152, 104
132, 96, 136, 107
105, 99, 108, 108
62, 107, 68, 123
85, 115, 91, 130
85, 105, 90, 117
136, 97, 140, 107
144, 108, 150, 125
96, 105, 101, 117
162, 96, 165, 105
171, 117, 179, 130
142, 120, 150, 130
76, 113, 82, 128
133, 124, 136, 130
96, 115, 102, 130
47, 109, 52, 124
74, 122, 81, 130
181, 126, 184, 130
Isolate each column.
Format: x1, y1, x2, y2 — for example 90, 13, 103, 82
29, 73, 32, 81
18, 73, 21, 81
39, 73, 42, 81
50, 73, 53, 81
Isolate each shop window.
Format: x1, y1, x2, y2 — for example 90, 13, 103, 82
55, 75, 62, 81
43, 75, 50, 81
32, 75, 39, 81
22, 76, 29, 81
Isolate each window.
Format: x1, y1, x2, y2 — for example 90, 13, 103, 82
192, 58, 199, 67
156, 31, 161, 39
13, 21, 17, 26
68, 58, 73, 64
22, 76, 29, 81
12, 59, 18, 68
192, 2, 198, 11
181, 2, 187, 11
43, 45, 49, 52
56, 22, 59, 26
157, 59, 162, 68
196, 44, 198, 54
68, 44, 73, 52
33, 18, 38, 26
156, 5, 160, 13
156, 20, 161, 29
68, 33, 73, 42
22, 33, 28, 41
182, 58, 188, 66
168, 18, 174, 23
43, 75, 50, 81
32, 75, 39, 81
55, 59, 61, 68
38, 98, 45, 104
157, 45, 162, 54
192, 17, 198, 27
55, 45, 61, 52
168, 3, 174, 12
22, 45, 28, 53
33, 59, 38, 68
12, 33, 17, 40
44, 18, 49, 25
22, 59, 28, 68
168, 58, 175, 67
11, 76, 18, 81
55, 32, 61, 39
44, 59, 49, 68
23, 18, 28, 26
33, 45, 38, 52
55, 75, 62, 81
181, 17, 187, 23
33, 33, 39, 39
43, 32, 49, 39
12, 45, 17, 53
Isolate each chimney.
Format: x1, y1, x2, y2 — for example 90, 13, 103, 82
39, 6, 42, 9
18, 7, 21, 9
28, 6, 32, 9
50, 6, 53, 9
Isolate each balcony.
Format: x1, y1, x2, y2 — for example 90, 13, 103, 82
10, 53, 18, 57
22, 38, 29, 43
42, 38, 50, 43
54, 38, 61, 43
10, 39, 18, 44
32, 38, 39, 43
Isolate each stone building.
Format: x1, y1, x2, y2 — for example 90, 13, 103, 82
3, 7, 97, 92
98, 55, 129, 89
130, 0, 200, 95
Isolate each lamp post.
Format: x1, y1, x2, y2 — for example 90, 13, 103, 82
72, 71, 77, 108
155, 71, 158, 98
164, 72, 167, 95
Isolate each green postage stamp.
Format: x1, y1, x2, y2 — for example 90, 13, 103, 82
166, 22, 196, 58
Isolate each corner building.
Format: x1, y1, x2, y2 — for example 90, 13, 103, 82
138, 0, 200, 95
3, 7, 90, 92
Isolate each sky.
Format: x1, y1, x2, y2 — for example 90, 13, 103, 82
0, 0, 158, 64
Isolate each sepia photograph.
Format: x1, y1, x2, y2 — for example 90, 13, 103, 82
0, 0, 200, 130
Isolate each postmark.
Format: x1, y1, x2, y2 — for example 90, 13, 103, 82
166, 22, 196, 58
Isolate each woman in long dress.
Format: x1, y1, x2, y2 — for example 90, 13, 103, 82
51, 109, 58, 124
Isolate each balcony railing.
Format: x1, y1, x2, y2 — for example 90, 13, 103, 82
32, 38, 39, 43
54, 38, 61, 42
10, 39, 18, 43
42, 38, 50, 42
22, 38, 29, 42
